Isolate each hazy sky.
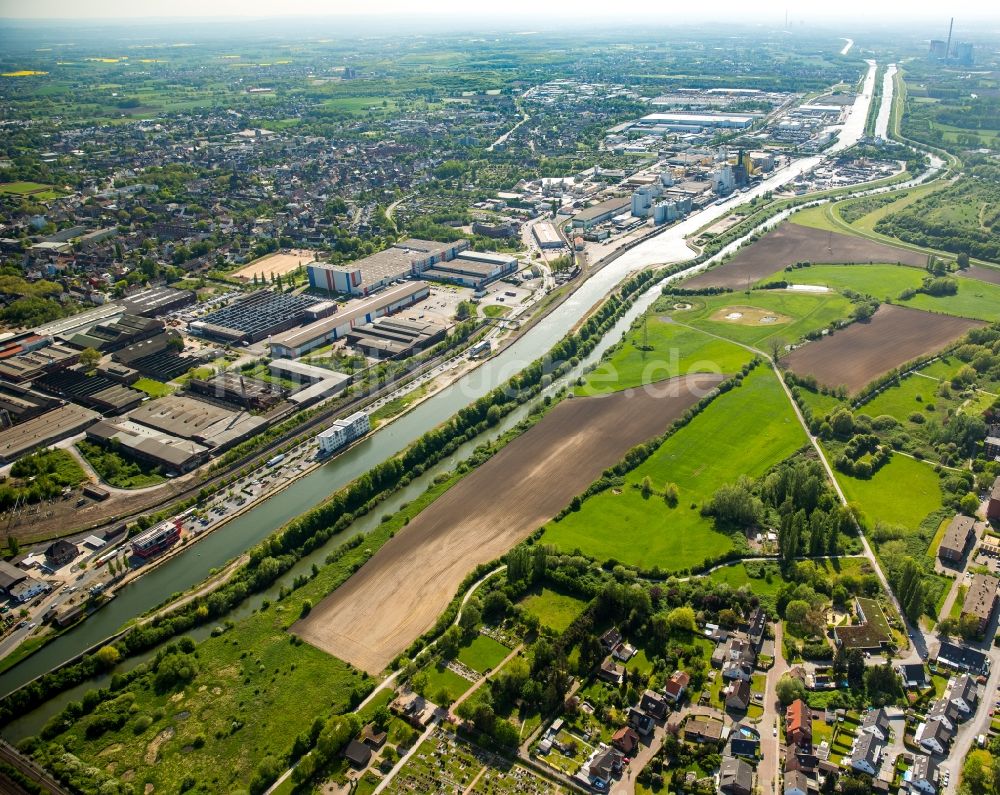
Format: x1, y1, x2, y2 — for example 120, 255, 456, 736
1, 0, 996, 23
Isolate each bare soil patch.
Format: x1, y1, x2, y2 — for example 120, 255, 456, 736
783, 304, 983, 394
145, 727, 174, 766
966, 265, 1000, 286
229, 249, 316, 281
708, 306, 791, 325
295, 373, 723, 673
684, 221, 928, 290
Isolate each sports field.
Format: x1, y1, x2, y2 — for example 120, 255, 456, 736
229, 249, 316, 281
670, 290, 852, 348
544, 367, 807, 571
295, 373, 721, 673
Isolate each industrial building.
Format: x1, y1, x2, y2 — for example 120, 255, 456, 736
318, 411, 370, 455
33, 304, 124, 340
268, 359, 342, 385
346, 317, 447, 359
268, 359, 352, 406
68, 313, 164, 353
121, 286, 196, 318
418, 250, 517, 289
114, 333, 205, 382
127, 394, 268, 450
0, 403, 100, 464
634, 112, 753, 132
190, 291, 324, 344
308, 239, 468, 297
571, 198, 631, 230
0, 342, 80, 383
186, 372, 286, 411
533, 222, 565, 249
0, 382, 60, 426
86, 418, 210, 473
268, 281, 430, 359
35, 369, 145, 415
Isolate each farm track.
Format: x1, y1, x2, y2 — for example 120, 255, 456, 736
294, 373, 723, 674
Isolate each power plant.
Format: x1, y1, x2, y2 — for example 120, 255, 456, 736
929, 17, 974, 64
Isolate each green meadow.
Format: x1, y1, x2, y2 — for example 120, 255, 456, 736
544, 367, 808, 571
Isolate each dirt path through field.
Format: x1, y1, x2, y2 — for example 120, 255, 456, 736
294, 373, 723, 673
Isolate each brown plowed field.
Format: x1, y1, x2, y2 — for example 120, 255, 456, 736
783, 304, 983, 394
295, 372, 723, 673
684, 222, 929, 290
966, 266, 1000, 286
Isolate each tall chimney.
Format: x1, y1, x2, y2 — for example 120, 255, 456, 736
946, 17, 954, 59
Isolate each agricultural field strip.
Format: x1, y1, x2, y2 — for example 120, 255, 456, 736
295, 373, 722, 674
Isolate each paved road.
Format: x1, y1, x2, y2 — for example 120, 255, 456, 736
759, 622, 790, 794
937, 605, 1000, 793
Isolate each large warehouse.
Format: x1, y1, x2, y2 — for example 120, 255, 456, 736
346, 317, 447, 359
190, 291, 326, 344
268, 281, 430, 359
308, 239, 467, 297
634, 112, 754, 131
417, 250, 517, 289
127, 394, 268, 450
0, 403, 100, 464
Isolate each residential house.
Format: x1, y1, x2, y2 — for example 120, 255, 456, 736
627, 706, 654, 737
684, 717, 724, 743
44, 539, 78, 568
935, 640, 989, 675
640, 689, 669, 720
729, 733, 760, 759
786, 751, 819, 775
612, 727, 640, 756
960, 573, 999, 634
786, 699, 812, 748
343, 739, 372, 768
926, 698, 961, 733
938, 514, 975, 562
599, 657, 625, 685
719, 756, 754, 795
915, 720, 951, 755
898, 663, 929, 689
988, 475, 1000, 521
850, 732, 883, 775
722, 660, 754, 682
860, 707, 891, 742
589, 746, 623, 786
784, 769, 810, 795
600, 627, 623, 651
613, 642, 637, 662
725, 679, 752, 711
910, 754, 939, 794
745, 607, 767, 650
664, 670, 690, 703
948, 674, 979, 714
360, 723, 387, 750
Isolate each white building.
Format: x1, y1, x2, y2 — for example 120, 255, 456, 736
318, 411, 370, 454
